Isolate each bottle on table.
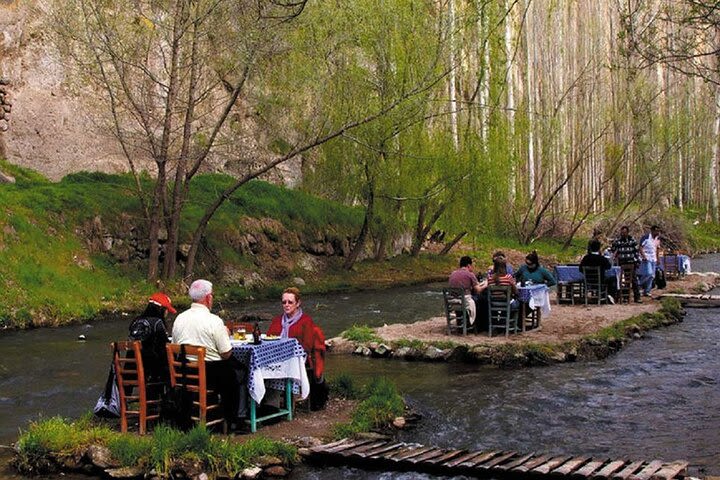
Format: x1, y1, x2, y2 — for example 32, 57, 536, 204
252, 322, 261, 345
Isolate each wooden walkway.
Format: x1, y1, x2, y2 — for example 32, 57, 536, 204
305, 438, 691, 479
658, 293, 720, 308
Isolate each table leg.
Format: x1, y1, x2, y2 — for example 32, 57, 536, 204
520, 303, 526, 332
250, 399, 257, 433
285, 378, 293, 421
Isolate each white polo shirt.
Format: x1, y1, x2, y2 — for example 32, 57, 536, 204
171, 303, 231, 362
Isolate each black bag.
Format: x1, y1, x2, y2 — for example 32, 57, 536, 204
654, 268, 667, 289
159, 345, 193, 430
93, 363, 121, 418
309, 373, 329, 411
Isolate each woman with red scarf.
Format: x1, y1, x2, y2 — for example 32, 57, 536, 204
267, 287, 328, 409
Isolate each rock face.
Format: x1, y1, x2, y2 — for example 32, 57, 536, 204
0, 0, 299, 184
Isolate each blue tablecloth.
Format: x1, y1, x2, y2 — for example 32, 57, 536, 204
555, 265, 621, 284
659, 254, 691, 274
231, 338, 308, 404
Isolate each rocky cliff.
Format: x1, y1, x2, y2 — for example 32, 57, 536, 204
0, 0, 299, 183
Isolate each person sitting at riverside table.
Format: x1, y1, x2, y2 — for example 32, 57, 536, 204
486, 251, 514, 277
448, 256, 487, 330
580, 239, 617, 304
172, 279, 247, 427
127, 292, 175, 386
514, 251, 557, 287
267, 287, 328, 409
486, 258, 519, 311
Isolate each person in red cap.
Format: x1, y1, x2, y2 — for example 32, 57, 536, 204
127, 292, 176, 386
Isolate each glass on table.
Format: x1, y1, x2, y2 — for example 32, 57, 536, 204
233, 328, 247, 340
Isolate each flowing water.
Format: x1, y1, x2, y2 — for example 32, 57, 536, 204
1, 257, 719, 478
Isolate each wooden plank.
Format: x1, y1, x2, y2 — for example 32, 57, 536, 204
425, 449, 467, 465
496, 452, 535, 471
553, 456, 591, 476
572, 459, 609, 478
390, 446, 436, 462
611, 460, 643, 480
341, 440, 388, 458
624, 460, 662, 480
340, 441, 388, 457
385, 445, 425, 461
593, 460, 627, 479
515, 454, 553, 473
324, 438, 376, 454
649, 462, 688, 480
444, 450, 490, 468
310, 438, 353, 453
532, 456, 573, 475
476, 451, 517, 469
406, 448, 447, 464
365, 442, 406, 459
459, 450, 502, 468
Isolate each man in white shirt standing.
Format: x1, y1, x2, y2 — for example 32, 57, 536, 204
172, 279, 245, 427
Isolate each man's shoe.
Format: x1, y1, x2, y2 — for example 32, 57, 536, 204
607, 295, 615, 305
634, 297, 643, 304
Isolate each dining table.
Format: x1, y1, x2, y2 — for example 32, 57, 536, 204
230, 337, 310, 432
658, 254, 691, 274
555, 265, 622, 289
516, 283, 551, 330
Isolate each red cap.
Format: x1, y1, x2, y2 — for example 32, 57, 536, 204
149, 292, 176, 314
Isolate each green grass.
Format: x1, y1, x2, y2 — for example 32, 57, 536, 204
332, 377, 405, 439
14, 417, 297, 476
340, 324, 382, 343
328, 372, 361, 399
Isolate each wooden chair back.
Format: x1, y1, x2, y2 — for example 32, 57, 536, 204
442, 287, 470, 335
662, 254, 680, 280
112, 340, 161, 434
165, 344, 225, 431
619, 264, 635, 304
581, 266, 608, 305
487, 285, 518, 337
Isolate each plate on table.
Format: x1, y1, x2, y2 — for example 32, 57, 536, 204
262, 334, 281, 341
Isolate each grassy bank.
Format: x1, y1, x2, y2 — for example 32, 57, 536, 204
1, 160, 719, 329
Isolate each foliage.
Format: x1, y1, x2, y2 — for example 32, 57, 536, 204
328, 372, 361, 400
332, 377, 405, 439
341, 325, 382, 343
15, 417, 296, 476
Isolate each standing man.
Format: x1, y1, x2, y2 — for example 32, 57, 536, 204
638, 225, 661, 297
172, 279, 245, 427
449, 256, 487, 330
611, 226, 642, 303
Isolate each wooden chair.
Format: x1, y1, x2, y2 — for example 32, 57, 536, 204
554, 265, 583, 305
581, 266, 608, 305
619, 264, 635, 304
442, 287, 470, 335
662, 254, 681, 280
112, 340, 162, 434
165, 344, 226, 432
487, 285, 519, 337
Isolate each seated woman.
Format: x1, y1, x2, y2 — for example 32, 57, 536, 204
267, 287, 328, 410
514, 251, 557, 287
476, 259, 518, 332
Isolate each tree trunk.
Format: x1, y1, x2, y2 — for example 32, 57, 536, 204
344, 176, 375, 270
439, 231, 467, 255
448, 0, 459, 150
711, 86, 720, 222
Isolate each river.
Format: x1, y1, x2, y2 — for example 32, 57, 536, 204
1, 257, 719, 478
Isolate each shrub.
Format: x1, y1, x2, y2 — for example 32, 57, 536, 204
341, 324, 381, 343
328, 372, 360, 399
332, 377, 404, 439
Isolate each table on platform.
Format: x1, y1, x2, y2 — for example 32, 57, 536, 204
658, 254, 691, 275
516, 283, 550, 330
231, 338, 309, 432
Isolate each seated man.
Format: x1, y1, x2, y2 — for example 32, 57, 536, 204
448, 256, 487, 330
580, 239, 618, 304
172, 279, 247, 426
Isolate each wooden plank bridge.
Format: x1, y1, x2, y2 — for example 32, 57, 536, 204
304, 438, 692, 479
658, 293, 720, 308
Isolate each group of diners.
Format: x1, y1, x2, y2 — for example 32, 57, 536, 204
124, 281, 326, 432
448, 224, 668, 333
448, 250, 556, 333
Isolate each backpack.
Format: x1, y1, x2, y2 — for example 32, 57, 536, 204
654, 267, 667, 289
93, 363, 120, 418
129, 317, 155, 342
